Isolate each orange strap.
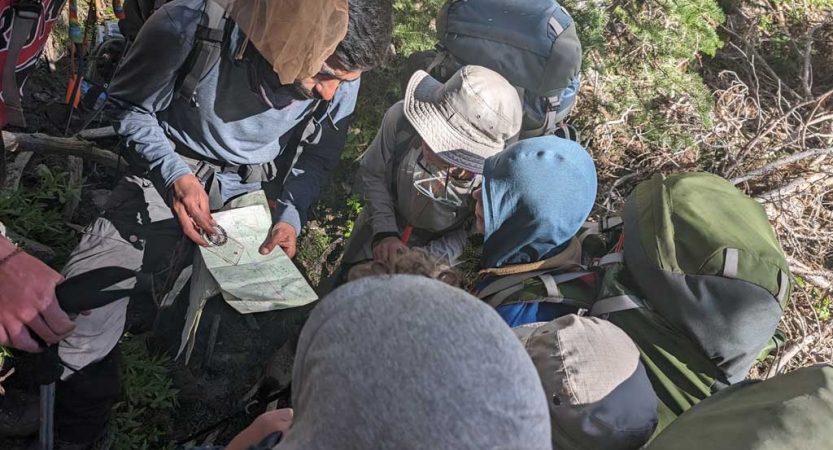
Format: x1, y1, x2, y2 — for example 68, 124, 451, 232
401, 225, 413, 244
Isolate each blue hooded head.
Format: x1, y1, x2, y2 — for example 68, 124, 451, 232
481, 136, 597, 268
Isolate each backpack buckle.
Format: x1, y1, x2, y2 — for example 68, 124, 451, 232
12, 0, 42, 17
600, 216, 623, 232
545, 96, 561, 113
193, 160, 216, 182
196, 25, 225, 43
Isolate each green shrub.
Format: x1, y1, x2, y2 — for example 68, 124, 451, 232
344, 194, 364, 238
561, 0, 725, 158
112, 338, 178, 450
0, 167, 83, 266
345, 1, 444, 163
614, 0, 724, 59
296, 225, 332, 285
392, 0, 446, 55
0, 346, 13, 381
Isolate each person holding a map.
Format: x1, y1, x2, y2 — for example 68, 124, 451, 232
43, 0, 393, 447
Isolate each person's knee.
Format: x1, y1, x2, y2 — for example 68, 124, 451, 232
59, 298, 129, 374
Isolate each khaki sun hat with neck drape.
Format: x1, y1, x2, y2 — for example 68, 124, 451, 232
216, 0, 349, 85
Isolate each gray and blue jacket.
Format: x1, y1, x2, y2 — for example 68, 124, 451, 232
107, 0, 359, 234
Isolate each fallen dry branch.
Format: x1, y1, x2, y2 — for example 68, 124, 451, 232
711, 13, 833, 376
732, 147, 833, 184
756, 173, 832, 202
63, 156, 84, 221
787, 256, 833, 291
0, 367, 15, 396
77, 126, 118, 140
772, 320, 833, 376
3, 152, 34, 191
747, 40, 804, 102
723, 93, 829, 177
2, 131, 127, 170
604, 171, 640, 209
3, 227, 55, 262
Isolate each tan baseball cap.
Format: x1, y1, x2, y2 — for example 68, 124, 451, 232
515, 315, 659, 450
403, 65, 522, 173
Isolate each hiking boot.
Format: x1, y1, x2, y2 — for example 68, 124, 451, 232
0, 388, 39, 438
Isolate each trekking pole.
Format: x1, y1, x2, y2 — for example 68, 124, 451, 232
63, 0, 97, 136
38, 385, 54, 450
76, 37, 131, 134
36, 267, 138, 450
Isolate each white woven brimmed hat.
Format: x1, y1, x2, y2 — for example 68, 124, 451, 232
404, 65, 522, 173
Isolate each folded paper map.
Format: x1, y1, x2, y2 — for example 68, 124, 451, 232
176, 193, 318, 361
202, 204, 318, 313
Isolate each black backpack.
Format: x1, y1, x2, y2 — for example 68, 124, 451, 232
118, 0, 226, 104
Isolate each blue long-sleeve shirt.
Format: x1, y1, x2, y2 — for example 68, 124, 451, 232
107, 0, 359, 234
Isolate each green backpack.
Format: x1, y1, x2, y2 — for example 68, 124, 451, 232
585, 172, 792, 433
478, 172, 792, 434
647, 364, 833, 450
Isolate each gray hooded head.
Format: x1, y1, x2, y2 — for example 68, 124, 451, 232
277, 275, 551, 450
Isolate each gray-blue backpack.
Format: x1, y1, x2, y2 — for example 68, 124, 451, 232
402, 0, 582, 139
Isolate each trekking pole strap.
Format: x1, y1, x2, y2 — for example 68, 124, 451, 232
39, 383, 55, 450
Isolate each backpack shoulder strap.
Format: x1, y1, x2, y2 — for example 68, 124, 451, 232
426, 46, 459, 81
176, 0, 226, 104
277, 99, 330, 185
3, 0, 43, 128
388, 133, 421, 200
480, 270, 592, 308
589, 295, 645, 316
540, 76, 580, 134
477, 269, 552, 301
